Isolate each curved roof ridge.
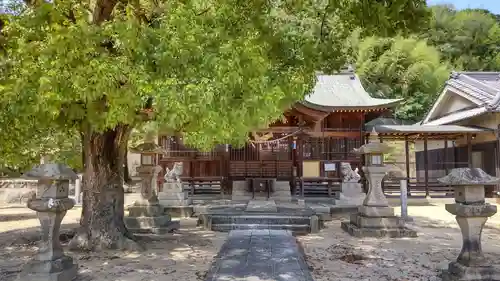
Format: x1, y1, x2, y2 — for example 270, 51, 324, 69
302, 73, 401, 110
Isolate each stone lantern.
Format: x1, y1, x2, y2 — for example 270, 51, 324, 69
438, 168, 500, 281
125, 142, 179, 234
17, 163, 78, 281
341, 129, 417, 238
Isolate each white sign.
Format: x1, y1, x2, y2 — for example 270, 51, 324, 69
324, 163, 336, 171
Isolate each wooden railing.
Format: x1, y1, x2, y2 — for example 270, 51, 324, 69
381, 177, 454, 196
295, 177, 342, 197
180, 176, 225, 196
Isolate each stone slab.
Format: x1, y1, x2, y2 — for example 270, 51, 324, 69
441, 261, 500, 281
341, 221, 417, 238
350, 213, 403, 228
245, 200, 278, 213
204, 229, 314, 281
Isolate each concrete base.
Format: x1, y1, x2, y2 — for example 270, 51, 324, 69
341, 212, 417, 238
124, 215, 179, 234
341, 221, 417, 238
441, 261, 500, 281
17, 256, 77, 281
163, 206, 194, 218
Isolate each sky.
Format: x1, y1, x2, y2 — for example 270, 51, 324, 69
427, 0, 500, 14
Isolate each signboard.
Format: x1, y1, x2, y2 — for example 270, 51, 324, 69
324, 163, 336, 171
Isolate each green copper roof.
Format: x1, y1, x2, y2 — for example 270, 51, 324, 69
302, 73, 401, 110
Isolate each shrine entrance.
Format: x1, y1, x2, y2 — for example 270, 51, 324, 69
245, 178, 275, 199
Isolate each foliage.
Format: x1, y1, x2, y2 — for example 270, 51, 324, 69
422, 5, 500, 71
355, 36, 450, 121
0, 0, 431, 156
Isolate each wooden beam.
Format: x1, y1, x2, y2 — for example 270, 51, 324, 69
423, 134, 429, 198
306, 131, 360, 138
467, 133, 473, 168
497, 125, 500, 194
444, 136, 449, 175
405, 135, 411, 196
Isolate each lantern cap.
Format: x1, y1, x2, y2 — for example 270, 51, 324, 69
23, 163, 78, 180
437, 168, 500, 186
131, 142, 167, 155
353, 128, 391, 155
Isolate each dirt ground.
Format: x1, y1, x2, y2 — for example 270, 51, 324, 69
1, 203, 500, 281
0, 205, 227, 281
298, 204, 500, 281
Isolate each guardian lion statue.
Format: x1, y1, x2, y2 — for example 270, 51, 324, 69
164, 162, 183, 183
340, 162, 361, 183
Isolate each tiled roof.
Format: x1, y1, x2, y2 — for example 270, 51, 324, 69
424, 107, 488, 126
374, 124, 491, 134
301, 73, 401, 110
447, 71, 500, 110
421, 71, 500, 125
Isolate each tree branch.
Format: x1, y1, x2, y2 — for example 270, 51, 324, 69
319, 3, 331, 42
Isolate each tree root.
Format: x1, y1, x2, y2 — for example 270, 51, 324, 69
68, 228, 145, 252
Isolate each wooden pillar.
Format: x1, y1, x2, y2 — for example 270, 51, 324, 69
467, 133, 473, 168
223, 145, 230, 196
496, 125, 500, 195
404, 135, 411, 196
444, 136, 449, 175
423, 134, 429, 198
343, 137, 348, 159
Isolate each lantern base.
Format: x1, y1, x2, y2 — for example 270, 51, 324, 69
341, 213, 417, 238
17, 256, 77, 281
441, 261, 500, 281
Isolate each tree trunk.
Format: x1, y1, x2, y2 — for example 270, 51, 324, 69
123, 145, 133, 184
69, 123, 143, 251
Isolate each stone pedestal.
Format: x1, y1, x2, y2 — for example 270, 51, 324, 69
335, 182, 365, 207
341, 130, 416, 238
158, 182, 193, 218
18, 164, 78, 281
438, 168, 500, 281
125, 165, 179, 234
341, 166, 417, 238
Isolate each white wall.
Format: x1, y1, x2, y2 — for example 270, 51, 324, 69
127, 152, 141, 177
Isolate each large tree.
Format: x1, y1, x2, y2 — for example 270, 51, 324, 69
0, 0, 429, 251
355, 36, 450, 121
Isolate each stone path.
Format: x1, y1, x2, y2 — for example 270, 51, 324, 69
205, 229, 314, 281
245, 200, 278, 213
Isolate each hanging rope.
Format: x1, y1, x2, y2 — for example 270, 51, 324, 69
249, 128, 304, 147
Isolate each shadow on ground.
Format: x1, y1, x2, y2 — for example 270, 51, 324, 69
0, 219, 226, 281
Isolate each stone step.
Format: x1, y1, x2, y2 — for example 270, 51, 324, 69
209, 215, 312, 225
212, 223, 310, 234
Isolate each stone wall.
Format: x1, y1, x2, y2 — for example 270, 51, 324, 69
0, 179, 38, 204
